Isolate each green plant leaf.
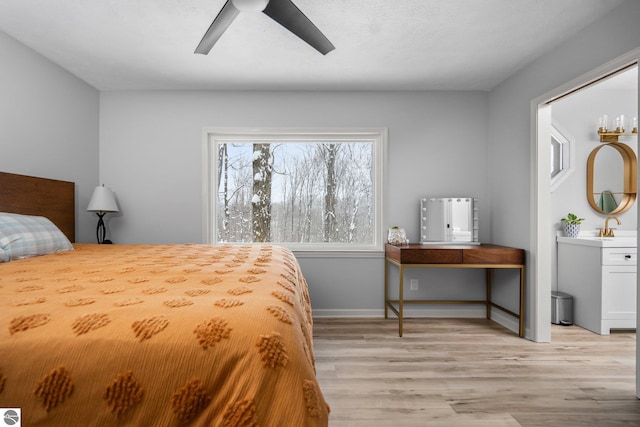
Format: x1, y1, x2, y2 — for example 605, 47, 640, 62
561, 212, 584, 224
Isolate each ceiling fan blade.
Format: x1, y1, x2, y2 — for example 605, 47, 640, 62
262, 0, 335, 55
195, 0, 240, 55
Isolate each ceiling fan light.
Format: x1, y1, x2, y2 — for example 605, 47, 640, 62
232, 0, 269, 12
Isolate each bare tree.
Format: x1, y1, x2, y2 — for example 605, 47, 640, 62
252, 143, 272, 242
321, 144, 339, 242
218, 144, 230, 241
218, 140, 373, 245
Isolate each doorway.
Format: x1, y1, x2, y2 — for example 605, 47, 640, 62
551, 65, 637, 304
533, 49, 640, 396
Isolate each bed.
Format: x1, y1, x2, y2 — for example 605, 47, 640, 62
0, 172, 329, 426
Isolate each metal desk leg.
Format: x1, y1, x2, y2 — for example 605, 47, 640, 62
398, 264, 404, 337
384, 258, 389, 319
519, 266, 525, 338
486, 269, 493, 320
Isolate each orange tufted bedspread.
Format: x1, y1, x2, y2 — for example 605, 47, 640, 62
0, 244, 329, 426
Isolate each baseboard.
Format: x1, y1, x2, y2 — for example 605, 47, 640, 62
489, 308, 519, 335
313, 306, 486, 318
312, 309, 383, 318
312, 306, 520, 336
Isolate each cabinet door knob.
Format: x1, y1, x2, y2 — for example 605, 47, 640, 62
625, 255, 632, 259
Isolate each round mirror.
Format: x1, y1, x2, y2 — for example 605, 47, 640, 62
587, 142, 637, 214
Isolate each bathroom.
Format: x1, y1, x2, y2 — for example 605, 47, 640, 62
551, 65, 638, 334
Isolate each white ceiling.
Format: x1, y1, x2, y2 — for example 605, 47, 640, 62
0, 0, 626, 91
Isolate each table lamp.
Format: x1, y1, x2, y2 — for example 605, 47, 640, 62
87, 185, 119, 244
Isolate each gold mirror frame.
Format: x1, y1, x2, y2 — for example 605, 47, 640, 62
587, 142, 637, 214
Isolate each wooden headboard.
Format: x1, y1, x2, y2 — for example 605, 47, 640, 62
0, 172, 76, 242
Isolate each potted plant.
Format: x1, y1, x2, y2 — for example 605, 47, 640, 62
561, 213, 584, 238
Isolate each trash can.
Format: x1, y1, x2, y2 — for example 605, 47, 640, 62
551, 291, 573, 326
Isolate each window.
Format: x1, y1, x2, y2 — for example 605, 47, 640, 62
550, 133, 563, 179
203, 128, 386, 252
550, 122, 574, 192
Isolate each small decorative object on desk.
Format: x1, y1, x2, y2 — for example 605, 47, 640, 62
388, 226, 407, 245
561, 213, 584, 238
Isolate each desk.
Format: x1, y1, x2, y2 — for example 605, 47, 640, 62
384, 243, 525, 337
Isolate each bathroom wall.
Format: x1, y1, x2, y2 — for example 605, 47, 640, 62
551, 68, 638, 291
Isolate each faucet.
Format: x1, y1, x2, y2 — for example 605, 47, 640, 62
601, 216, 621, 237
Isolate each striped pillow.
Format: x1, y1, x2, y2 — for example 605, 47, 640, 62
0, 213, 73, 262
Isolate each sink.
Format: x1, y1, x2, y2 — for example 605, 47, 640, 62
557, 235, 637, 247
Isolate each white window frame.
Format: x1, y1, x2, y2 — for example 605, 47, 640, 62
550, 121, 575, 192
202, 128, 387, 256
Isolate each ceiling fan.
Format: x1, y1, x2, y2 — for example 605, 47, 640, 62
195, 0, 335, 55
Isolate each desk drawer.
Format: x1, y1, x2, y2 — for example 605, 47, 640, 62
463, 246, 525, 265
602, 248, 637, 266
403, 249, 462, 264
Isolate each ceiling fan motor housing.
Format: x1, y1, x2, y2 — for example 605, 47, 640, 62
232, 0, 269, 12
195, 0, 334, 55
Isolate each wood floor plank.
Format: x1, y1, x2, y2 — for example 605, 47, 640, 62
313, 318, 640, 426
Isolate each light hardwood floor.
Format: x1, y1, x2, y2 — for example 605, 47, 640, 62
313, 318, 640, 427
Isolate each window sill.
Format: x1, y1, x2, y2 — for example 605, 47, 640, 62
292, 249, 384, 258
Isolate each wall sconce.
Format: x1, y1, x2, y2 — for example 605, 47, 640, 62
87, 185, 119, 244
597, 114, 638, 142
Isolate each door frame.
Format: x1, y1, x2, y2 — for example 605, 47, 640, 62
531, 48, 640, 395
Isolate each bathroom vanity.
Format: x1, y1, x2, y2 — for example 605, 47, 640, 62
557, 234, 636, 335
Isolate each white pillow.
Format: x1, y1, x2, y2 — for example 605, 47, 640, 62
0, 212, 73, 262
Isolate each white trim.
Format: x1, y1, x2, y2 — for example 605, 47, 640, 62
402, 307, 487, 318
530, 102, 552, 343
531, 49, 640, 346
490, 308, 521, 335
312, 306, 487, 319
312, 309, 384, 318
202, 131, 213, 244
202, 127, 388, 251
312, 307, 521, 335
293, 250, 384, 259
550, 120, 576, 192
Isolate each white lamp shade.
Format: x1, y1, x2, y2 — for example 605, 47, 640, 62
87, 186, 119, 213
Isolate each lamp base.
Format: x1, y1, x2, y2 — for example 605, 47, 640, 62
95, 212, 113, 244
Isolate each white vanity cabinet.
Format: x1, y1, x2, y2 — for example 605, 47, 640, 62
557, 236, 636, 335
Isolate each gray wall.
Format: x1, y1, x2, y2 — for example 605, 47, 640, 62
489, 0, 640, 339
98, 90, 493, 318
0, 31, 100, 243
